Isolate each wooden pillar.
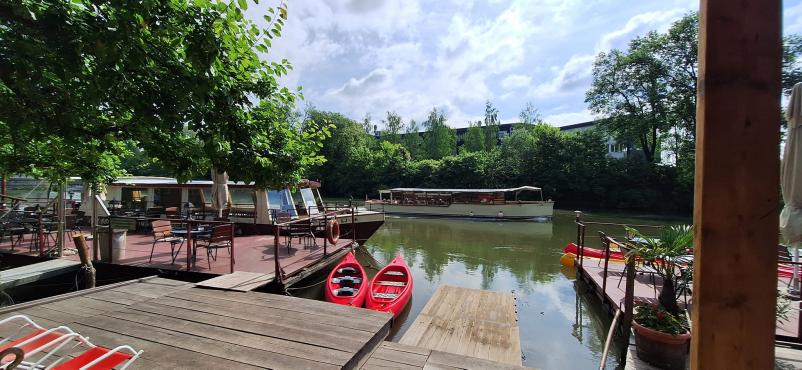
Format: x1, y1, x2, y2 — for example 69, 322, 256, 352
692, 0, 781, 368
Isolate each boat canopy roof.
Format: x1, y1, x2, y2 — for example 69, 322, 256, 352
108, 176, 320, 189
380, 186, 542, 194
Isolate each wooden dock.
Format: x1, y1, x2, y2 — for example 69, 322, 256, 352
399, 285, 522, 366
0, 276, 393, 369
362, 341, 534, 370
195, 271, 275, 291
0, 259, 81, 289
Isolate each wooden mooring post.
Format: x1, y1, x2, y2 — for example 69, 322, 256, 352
72, 234, 96, 289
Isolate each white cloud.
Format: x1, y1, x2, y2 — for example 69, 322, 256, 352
544, 110, 595, 126
597, 9, 687, 51
785, 2, 802, 35
501, 74, 532, 89
531, 54, 596, 98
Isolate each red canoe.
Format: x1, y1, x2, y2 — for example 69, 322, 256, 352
366, 255, 413, 317
324, 251, 368, 307
564, 243, 625, 261
565, 243, 795, 278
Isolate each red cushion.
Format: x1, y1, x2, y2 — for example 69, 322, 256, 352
53, 347, 132, 370
0, 329, 65, 360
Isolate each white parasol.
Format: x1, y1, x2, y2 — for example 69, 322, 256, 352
211, 169, 229, 218
781, 82, 802, 293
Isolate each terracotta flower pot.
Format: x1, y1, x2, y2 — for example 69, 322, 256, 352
633, 321, 690, 370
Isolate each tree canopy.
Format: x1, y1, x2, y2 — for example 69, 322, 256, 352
0, 0, 327, 188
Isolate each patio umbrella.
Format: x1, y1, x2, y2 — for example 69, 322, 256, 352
781, 82, 802, 293
211, 169, 229, 218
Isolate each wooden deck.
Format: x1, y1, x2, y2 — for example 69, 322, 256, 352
576, 258, 801, 340
0, 228, 354, 287
399, 285, 522, 366
0, 259, 81, 289
362, 341, 535, 370
0, 277, 393, 369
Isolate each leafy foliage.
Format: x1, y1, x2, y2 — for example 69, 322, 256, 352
383, 111, 403, 145
634, 302, 689, 335
310, 107, 693, 213
625, 225, 693, 313
463, 123, 486, 153
0, 0, 327, 189
422, 108, 456, 160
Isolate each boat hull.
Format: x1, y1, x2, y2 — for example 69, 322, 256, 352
366, 255, 413, 318
375, 201, 554, 220
324, 251, 368, 307
564, 243, 625, 261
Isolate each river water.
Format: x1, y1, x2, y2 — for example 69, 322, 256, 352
359, 210, 685, 370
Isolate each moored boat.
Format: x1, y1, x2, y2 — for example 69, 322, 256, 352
563, 243, 625, 261
324, 251, 368, 307
369, 186, 554, 220
366, 255, 413, 317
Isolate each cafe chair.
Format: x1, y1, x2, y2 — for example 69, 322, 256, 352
193, 225, 233, 269
150, 220, 184, 264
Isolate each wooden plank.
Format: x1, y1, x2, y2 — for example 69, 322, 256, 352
0, 276, 159, 314
400, 286, 522, 366
172, 287, 392, 324
68, 323, 264, 370
103, 308, 353, 366
74, 315, 340, 370
692, 0, 781, 369
427, 350, 530, 370
362, 357, 421, 370
130, 299, 371, 352
0, 259, 81, 289
82, 288, 155, 306
370, 345, 429, 367
195, 271, 274, 291
169, 289, 387, 332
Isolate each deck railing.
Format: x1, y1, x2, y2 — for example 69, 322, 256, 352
271, 208, 357, 285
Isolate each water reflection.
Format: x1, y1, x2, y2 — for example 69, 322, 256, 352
363, 210, 679, 369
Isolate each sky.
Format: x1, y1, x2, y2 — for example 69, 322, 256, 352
247, 0, 802, 129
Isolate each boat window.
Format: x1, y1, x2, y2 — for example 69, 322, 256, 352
300, 188, 320, 215
230, 188, 255, 208
268, 189, 298, 218
153, 188, 181, 208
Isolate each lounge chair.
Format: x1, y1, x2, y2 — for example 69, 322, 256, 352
0, 314, 142, 370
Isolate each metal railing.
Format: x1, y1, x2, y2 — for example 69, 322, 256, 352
271, 208, 357, 285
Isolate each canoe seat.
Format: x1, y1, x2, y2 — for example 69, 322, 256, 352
376, 281, 406, 286
384, 271, 405, 276
374, 292, 399, 299
338, 267, 358, 276
334, 287, 358, 297
332, 276, 362, 285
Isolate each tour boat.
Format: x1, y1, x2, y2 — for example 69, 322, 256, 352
365, 255, 413, 317
369, 186, 554, 220
324, 251, 368, 307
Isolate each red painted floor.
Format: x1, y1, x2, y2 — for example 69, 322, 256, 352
0, 228, 353, 277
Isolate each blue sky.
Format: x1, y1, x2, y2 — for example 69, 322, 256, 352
248, 0, 802, 129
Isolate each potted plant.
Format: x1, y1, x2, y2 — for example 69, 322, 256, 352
625, 225, 693, 369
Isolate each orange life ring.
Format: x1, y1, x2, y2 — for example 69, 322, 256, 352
327, 220, 340, 244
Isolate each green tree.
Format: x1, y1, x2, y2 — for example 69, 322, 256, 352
422, 108, 456, 160
361, 113, 374, 136
784, 35, 802, 94
306, 110, 372, 196
519, 102, 542, 126
383, 111, 403, 144
463, 122, 486, 152
0, 0, 326, 188
403, 119, 423, 159
483, 100, 501, 149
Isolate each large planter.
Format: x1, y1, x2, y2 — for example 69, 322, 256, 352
633, 321, 690, 370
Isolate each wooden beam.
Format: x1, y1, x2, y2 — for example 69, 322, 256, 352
692, 0, 781, 369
